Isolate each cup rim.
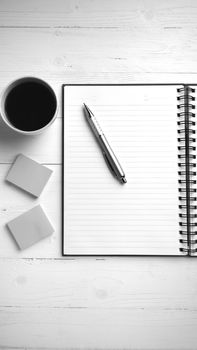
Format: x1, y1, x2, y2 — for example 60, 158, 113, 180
0, 76, 58, 135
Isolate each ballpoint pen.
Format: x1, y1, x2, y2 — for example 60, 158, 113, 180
83, 103, 127, 184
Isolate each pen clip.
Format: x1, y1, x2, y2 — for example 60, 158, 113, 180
102, 152, 117, 178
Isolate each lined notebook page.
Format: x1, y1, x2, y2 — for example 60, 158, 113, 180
63, 85, 183, 256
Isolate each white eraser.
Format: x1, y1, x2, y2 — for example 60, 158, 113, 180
7, 205, 54, 250
6, 154, 52, 197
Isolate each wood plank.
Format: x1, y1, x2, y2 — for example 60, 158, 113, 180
0, 257, 196, 310
0, 0, 197, 30
0, 0, 184, 14
0, 27, 196, 76
0, 257, 197, 349
0, 307, 197, 350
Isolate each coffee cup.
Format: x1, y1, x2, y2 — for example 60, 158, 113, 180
0, 77, 58, 135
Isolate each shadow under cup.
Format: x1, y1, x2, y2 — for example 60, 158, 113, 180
1, 77, 57, 135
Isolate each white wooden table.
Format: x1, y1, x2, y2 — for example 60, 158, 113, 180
1, 1, 197, 349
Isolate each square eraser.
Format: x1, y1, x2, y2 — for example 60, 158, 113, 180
6, 154, 53, 197
7, 205, 54, 250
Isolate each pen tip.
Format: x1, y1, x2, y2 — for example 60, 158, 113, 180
122, 177, 127, 184
83, 103, 94, 117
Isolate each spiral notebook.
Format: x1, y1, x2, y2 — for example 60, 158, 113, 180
62, 84, 197, 256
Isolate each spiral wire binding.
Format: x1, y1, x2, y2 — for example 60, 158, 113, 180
178, 86, 197, 255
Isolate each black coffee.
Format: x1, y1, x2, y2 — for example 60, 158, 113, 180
5, 80, 57, 131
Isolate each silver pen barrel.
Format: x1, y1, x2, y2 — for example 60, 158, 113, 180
99, 134, 127, 183
84, 103, 127, 184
